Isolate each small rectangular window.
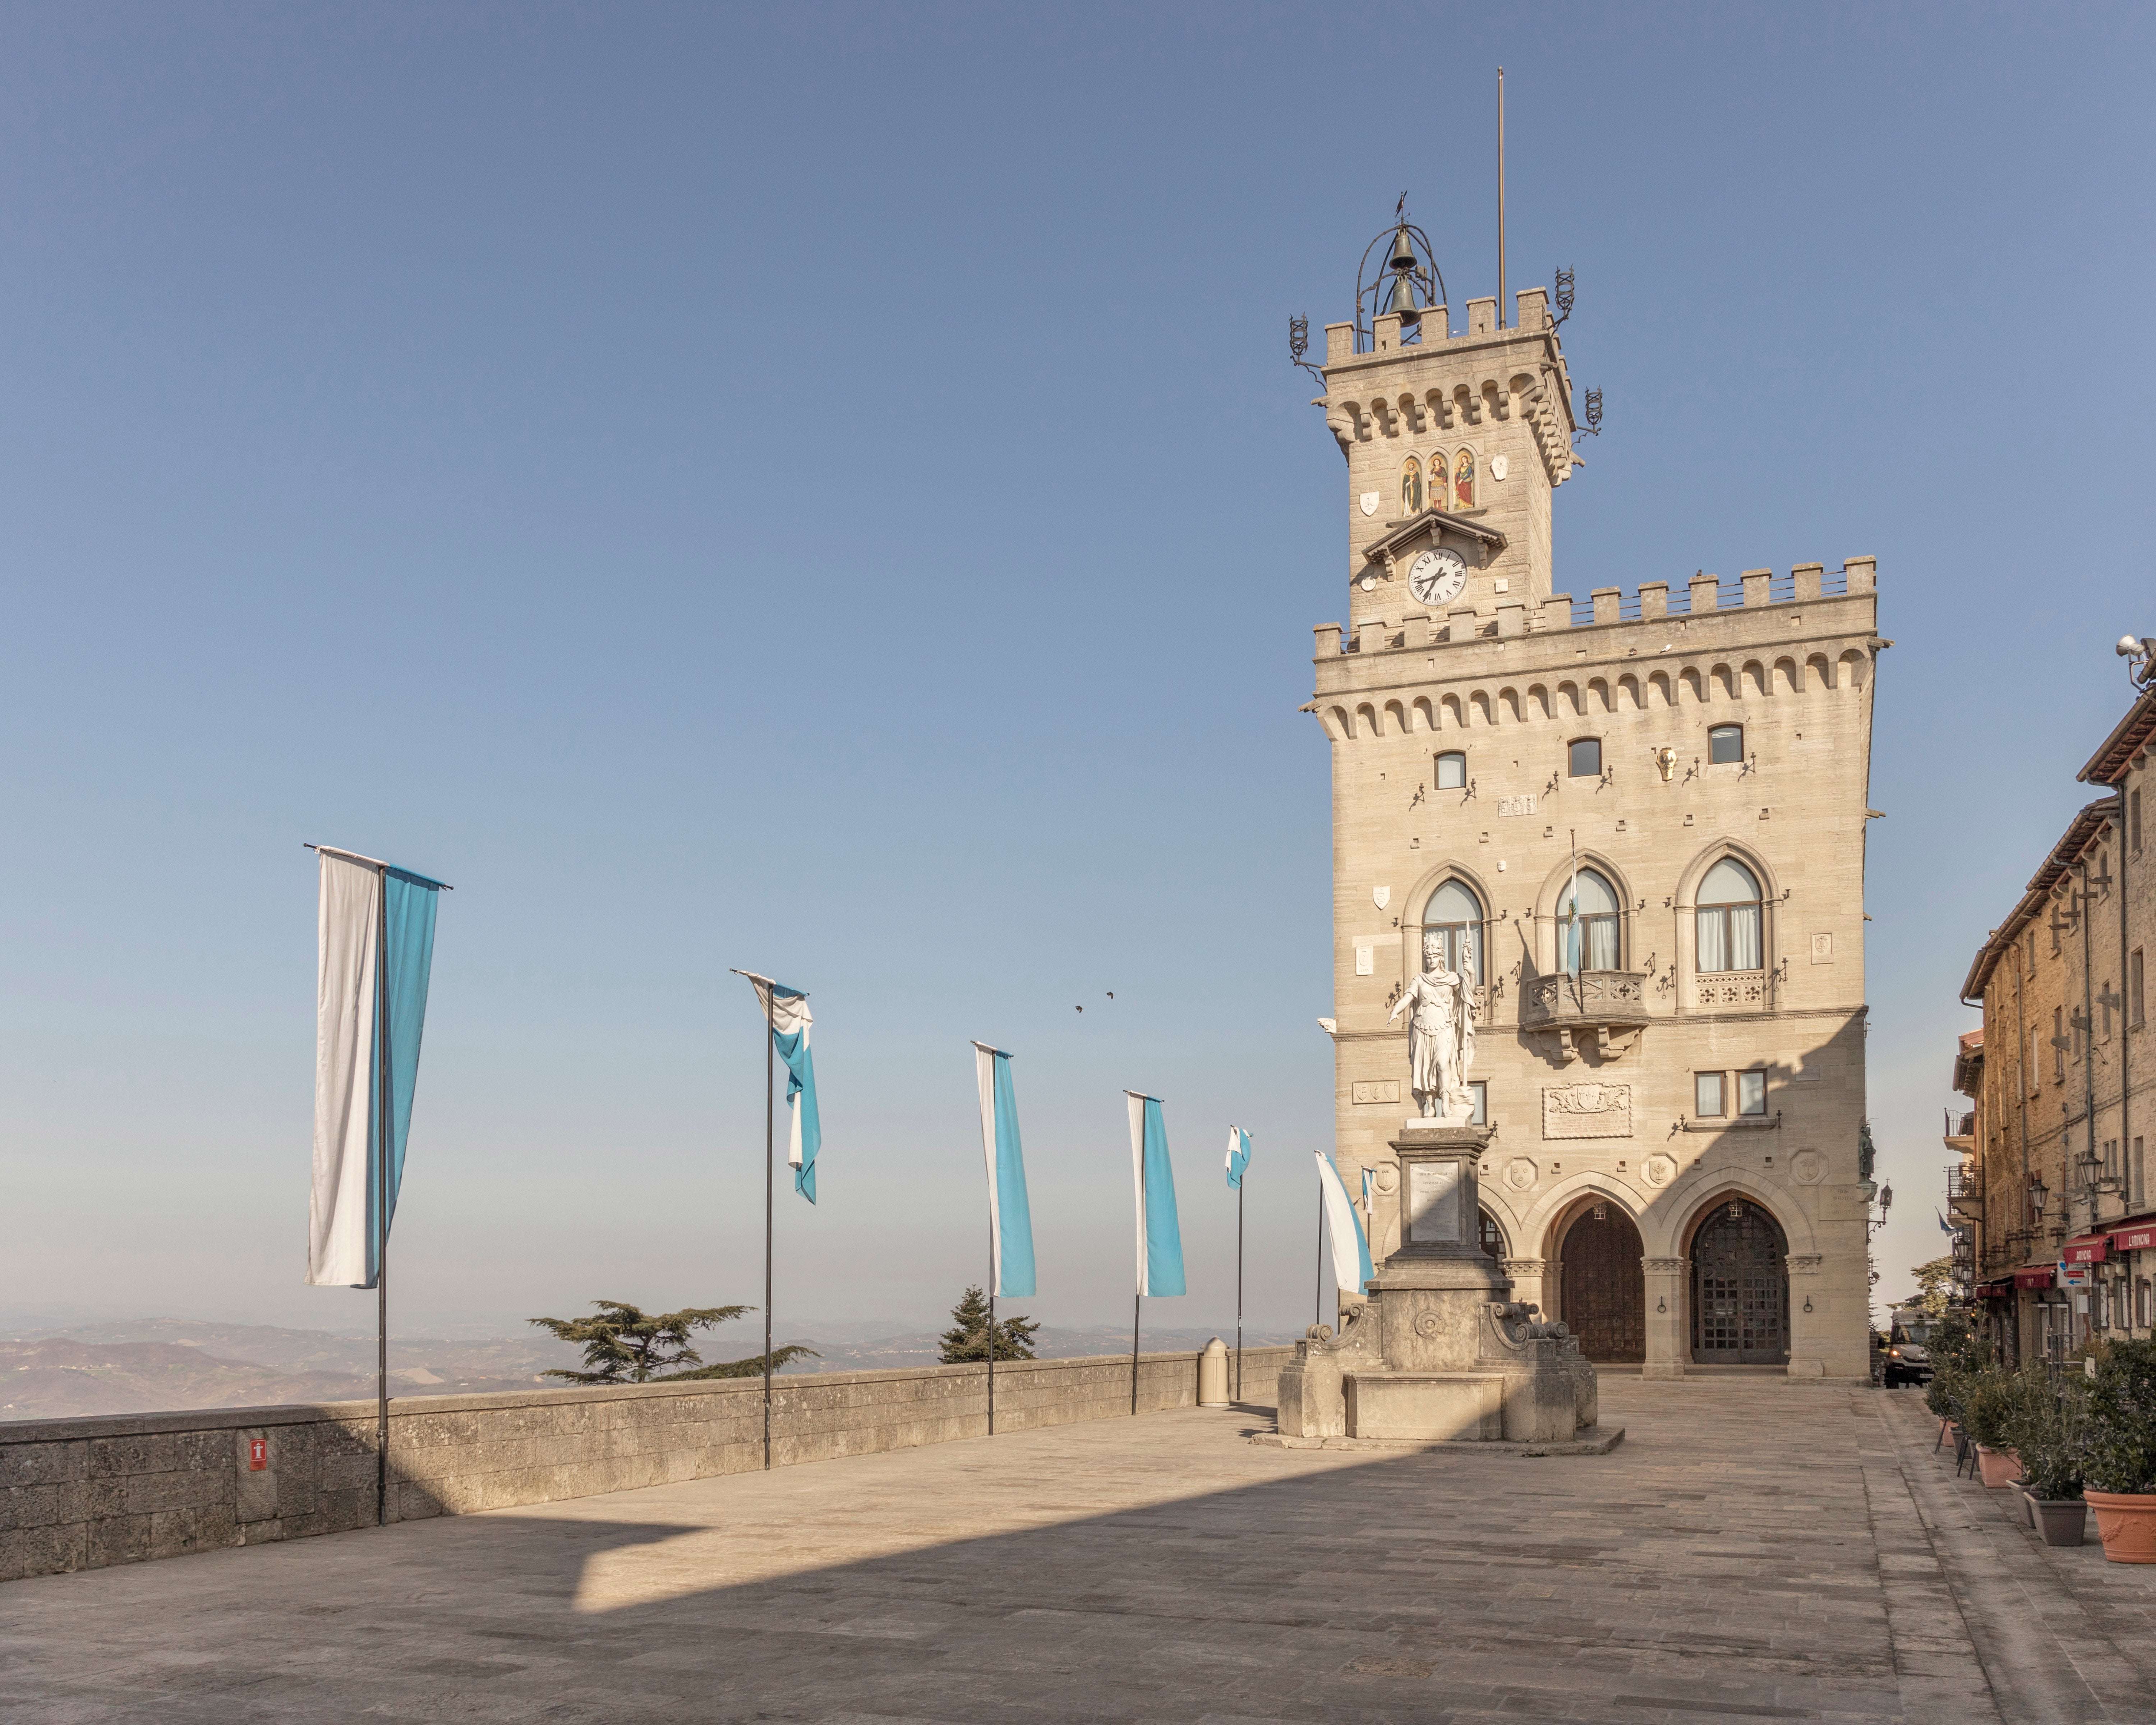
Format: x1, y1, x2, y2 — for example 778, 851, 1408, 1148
2133, 947, 2145, 1026
2054, 1007, 2066, 1082
1467, 1080, 1487, 1126
2030, 1027, 2042, 1096
1737, 1070, 1767, 1116
2134, 786, 2143, 854
1695, 1071, 1725, 1117
1709, 724, 1743, 765
2105, 1138, 2120, 1182
2104, 981, 2115, 1040
1568, 737, 1602, 778
2136, 1136, 2146, 1210
1436, 750, 1466, 790
2026, 930, 2036, 976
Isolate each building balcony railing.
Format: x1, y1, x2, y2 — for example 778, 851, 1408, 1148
1945, 1161, 1982, 1224
1695, 969, 1770, 1011
1520, 970, 1648, 1065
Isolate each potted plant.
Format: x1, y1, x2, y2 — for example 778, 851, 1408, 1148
2082, 1338, 2156, 1563
1959, 1368, 2022, 1488
2005, 1365, 2087, 1546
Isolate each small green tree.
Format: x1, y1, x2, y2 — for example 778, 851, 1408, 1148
1908, 1256, 1954, 1319
530, 1300, 816, 1384
938, 1285, 1040, 1363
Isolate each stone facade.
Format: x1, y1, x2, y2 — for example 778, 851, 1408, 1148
1306, 283, 1878, 1381
0, 1345, 1294, 1584
1955, 684, 2156, 1357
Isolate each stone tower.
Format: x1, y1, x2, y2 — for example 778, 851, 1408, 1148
1305, 257, 1879, 1383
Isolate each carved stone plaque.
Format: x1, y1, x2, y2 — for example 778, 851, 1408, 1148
1503, 1156, 1537, 1191
1643, 1152, 1677, 1187
1406, 1160, 1463, 1244
1791, 1149, 1825, 1185
1352, 1080, 1402, 1106
1542, 1083, 1634, 1140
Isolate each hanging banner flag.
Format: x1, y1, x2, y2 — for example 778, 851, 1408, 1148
973, 1043, 1036, 1297
1127, 1093, 1186, 1297
1317, 1151, 1375, 1295
1225, 1126, 1252, 1191
309, 847, 445, 1288
743, 975, 821, 1202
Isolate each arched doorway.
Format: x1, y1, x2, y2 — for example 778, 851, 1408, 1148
1690, 1197, 1789, 1364
1557, 1201, 1644, 1362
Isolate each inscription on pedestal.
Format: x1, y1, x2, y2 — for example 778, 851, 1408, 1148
1406, 1160, 1463, 1244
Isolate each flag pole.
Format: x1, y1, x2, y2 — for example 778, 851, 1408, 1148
374, 872, 390, 1528
1235, 1178, 1245, 1404
763, 989, 774, 1471
1130, 1291, 1141, 1415
1315, 1186, 1324, 1329
987, 1252, 996, 1437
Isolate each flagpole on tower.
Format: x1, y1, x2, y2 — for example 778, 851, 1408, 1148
1496, 65, 1507, 329
1235, 1178, 1245, 1403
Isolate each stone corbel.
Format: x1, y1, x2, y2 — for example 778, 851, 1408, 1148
1538, 1029, 1577, 1066
1326, 409, 1354, 456
1643, 1257, 1687, 1276
1597, 1026, 1643, 1061
1426, 389, 1455, 429
1786, 1254, 1824, 1278
1482, 380, 1510, 422
1455, 383, 1482, 426
1401, 396, 1426, 434
1371, 398, 1399, 438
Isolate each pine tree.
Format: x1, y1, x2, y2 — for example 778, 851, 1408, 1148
938, 1285, 1040, 1363
530, 1300, 817, 1384
1907, 1256, 1954, 1318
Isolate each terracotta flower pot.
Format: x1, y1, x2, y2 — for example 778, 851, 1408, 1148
2029, 1498, 2087, 1547
2084, 1491, 2156, 1563
1976, 1445, 2023, 1489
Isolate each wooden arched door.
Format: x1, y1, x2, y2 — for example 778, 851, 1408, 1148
1690, 1199, 1789, 1364
1558, 1203, 1645, 1362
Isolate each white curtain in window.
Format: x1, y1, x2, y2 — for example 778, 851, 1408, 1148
1729, 903, 1761, 970
1698, 908, 1726, 972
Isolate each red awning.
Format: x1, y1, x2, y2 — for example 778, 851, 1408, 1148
2110, 1218, 2156, 1254
2064, 1233, 2111, 1264
1976, 1281, 2014, 1299
2014, 1265, 2056, 1289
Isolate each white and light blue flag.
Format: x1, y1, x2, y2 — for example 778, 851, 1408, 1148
1225, 1126, 1252, 1192
309, 846, 446, 1289
1317, 1151, 1375, 1295
973, 1043, 1036, 1298
744, 975, 821, 1203
1127, 1093, 1186, 1297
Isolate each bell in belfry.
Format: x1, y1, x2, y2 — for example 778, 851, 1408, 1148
1386, 269, 1421, 329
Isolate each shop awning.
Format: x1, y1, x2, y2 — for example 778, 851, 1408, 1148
2064, 1233, 2111, 1264
2014, 1265, 2056, 1289
1976, 1280, 2014, 1300
2110, 1218, 2156, 1254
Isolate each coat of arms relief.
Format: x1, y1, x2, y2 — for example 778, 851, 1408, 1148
1541, 1082, 1633, 1140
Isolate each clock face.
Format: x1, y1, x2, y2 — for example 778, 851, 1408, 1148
1409, 546, 1468, 607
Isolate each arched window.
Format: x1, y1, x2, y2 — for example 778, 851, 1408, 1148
1428, 452, 1450, 513
1478, 1206, 1508, 1258
1709, 723, 1743, 765
1561, 866, 1621, 972
1697, 857, 1763, 972
1453, 447, 1475, 509
1435, 750, 1466, 790
1400, 457, 1423, 516
1422, 878, 1484, 983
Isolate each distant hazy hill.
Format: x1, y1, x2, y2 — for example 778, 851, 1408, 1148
1, 1316, 1301, 1420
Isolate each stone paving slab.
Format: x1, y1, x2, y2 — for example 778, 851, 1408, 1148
1, 1380, 2153, 1724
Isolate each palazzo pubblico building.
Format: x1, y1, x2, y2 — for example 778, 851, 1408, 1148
1305, 244, 1880, 1382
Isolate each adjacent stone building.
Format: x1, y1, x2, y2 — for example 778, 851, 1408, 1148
1305, 259, 1879, 1381
1954, 678, 2155, 1359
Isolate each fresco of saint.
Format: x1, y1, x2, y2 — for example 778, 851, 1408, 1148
1454, 447, 1475, 509
1400, 457, 1423, 517
1428, 453, 1449, 513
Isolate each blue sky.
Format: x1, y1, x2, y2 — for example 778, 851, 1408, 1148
4, 3, 2151, 1341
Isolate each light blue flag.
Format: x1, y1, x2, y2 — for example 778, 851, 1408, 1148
1127, 1093, 1186, 1297
745, 976, 821, 1203
973, 1043, 1036, 1297
1225, 1126, 1252, 1192
1318, 1152, 1375, 1293
308, 847, 447, 1289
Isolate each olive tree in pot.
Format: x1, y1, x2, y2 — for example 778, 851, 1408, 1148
1960, 1368, 2023, 1488
2005, 1365, 2087, 1546
2082, 1338, 2156, 1563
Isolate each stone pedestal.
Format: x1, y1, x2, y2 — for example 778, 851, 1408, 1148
1274, 1123, 1603, 1447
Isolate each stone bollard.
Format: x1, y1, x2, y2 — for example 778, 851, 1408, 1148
1198, 1338, 1230, 1408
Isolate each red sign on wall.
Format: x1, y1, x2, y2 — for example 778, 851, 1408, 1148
248, 1438, 268, 1471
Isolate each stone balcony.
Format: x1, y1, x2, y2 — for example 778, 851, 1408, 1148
1519, 970, 1648, 1064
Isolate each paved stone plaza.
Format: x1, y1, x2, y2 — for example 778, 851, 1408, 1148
4, 1379, 2153, 1724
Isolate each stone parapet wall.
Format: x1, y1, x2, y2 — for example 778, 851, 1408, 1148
0, 1345, 1293, 1584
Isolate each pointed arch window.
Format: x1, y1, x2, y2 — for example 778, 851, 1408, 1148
1697, 857, 1763, 972
1422, 878, 1484, 984
1562, 866, 1621, 972
1400, 457, 1423, 516
1428, 452, 1450, 513
1453, 447, 1475, 509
